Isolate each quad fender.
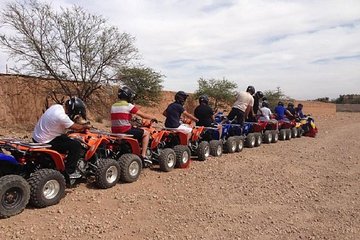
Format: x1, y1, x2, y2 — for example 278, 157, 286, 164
150, 131, 167, 149
176, 131, 189, 145
30, 149, 66, 171
0, 153, 18, 165
84, 136, 110, 160
191, 126, 205, 142
122, 137, 141, 155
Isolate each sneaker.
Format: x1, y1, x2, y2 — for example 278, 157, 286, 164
68, 171, 82, 179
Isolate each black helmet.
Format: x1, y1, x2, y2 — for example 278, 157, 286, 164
199, 95, 209, 105
255, 91, 264, 99
246, 85, 255, 95
65, 97, 86, 121
288, 102, 294, 108
262, 101, 269, 108
118, 86, 136, 103
278, 101, 284, 106
175, 91, 189, 105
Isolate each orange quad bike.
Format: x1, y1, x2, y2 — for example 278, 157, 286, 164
140, 119, 190, 171
0, 139, 67, 209
67, 129, 143, 184
141, 120, 177, 171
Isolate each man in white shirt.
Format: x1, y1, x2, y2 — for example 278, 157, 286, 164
32, 97, 90, 178
227, 86, 255, 125
258, 101, 272, 121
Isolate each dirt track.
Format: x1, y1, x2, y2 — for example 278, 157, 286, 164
1, 112, 359, 240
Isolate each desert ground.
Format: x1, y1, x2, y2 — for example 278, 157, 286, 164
0, 112, 359, 240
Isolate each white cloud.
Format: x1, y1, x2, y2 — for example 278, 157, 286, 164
0, 0, 359, 99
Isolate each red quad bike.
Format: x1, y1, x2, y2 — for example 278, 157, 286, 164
0, 139, 67, 209
188, 126, 214, 161
256, 120, 279, 144
68, 130, 142, 184
277, 120, 296, 141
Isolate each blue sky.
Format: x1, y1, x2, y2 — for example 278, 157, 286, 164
0, 0, 359, 100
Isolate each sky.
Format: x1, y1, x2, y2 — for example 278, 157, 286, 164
0, 0, 359, 100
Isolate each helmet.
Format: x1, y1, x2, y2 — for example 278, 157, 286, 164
255, 91, 264, 99
288, 102, 294, 108
65, 97, 86, 121
199, 95, 209, 105
118, 86, 136, 103
175, 91, 189, 105
246, 85, 255, 95
278, 101, 284, 106
262, 101, 269, 108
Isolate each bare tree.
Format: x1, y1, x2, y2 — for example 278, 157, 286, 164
0, 0, 138, 102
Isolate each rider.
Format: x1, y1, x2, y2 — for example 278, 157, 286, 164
227, 85, 255, 125
163, 91, 198, 137
111, 86, 157, 161
194, 95, 222, 137
274, 101, 293, 121
32, 97, 91, 178
258, 101, 273, 121
248, 90, 264, 122
295, 103, 305, 118
286, 102, 296, 120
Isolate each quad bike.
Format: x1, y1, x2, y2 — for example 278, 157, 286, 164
277, 119, 296, 141
0, 152, 30, 218
242, 122, 263, 148
0, 139, 67, 209
139, 119, 190, 170
138, 119, 180, 171
192, 125, 223, 158
67, 129, 142, 184
299, 116, 318, 137
214, 113, 244, 154
255, 120, 279, 144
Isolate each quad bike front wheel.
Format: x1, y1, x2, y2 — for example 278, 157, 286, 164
297, 128, 303, 138
119, 154, 142, 183
271, 130, 279, 143
28, 169, 66, 208
279, 129, 286, 141
245, 133, 256, 148
225, 137, 237, 153
263, 130, 272, 144
209, 140, 223, 157
197, 141, 210, 161
95, 158, 121, 188
234, 136, 244, 152
159, 148, 177, 172
285, 129, 292, 140
291, 128, 298, 138
254, 133, 262, 147
174, 145, 191, 168
0, 175, 30, 218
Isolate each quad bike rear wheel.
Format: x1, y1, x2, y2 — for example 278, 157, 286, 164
263, 130, 272, 144
174, 145, 191, 168
245, 133, 256, 148
297, 128, 303, 138
254, 133, 262, 147
0, 175, 30, 218
209, 140, 222, 157
234, 136, 244, 152
291, 128, 298, 138
285, 129, 292, 140
279, 129, 286, 141
119, 154, 142, 183
197, 141, 210, 161
159, 148, 177, 172
271, 130, 279, 143
225, 137, 237, 153
95, 158, 121, 188
28, 169, 65, 208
